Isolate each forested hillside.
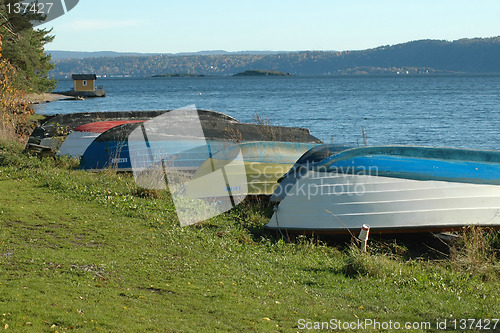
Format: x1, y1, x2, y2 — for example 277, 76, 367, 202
51, 37, 500, 77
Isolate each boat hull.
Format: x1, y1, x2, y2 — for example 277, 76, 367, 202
80, 113, 321, 172
58, 120, 144, 158
81, 138, 228, 172
267, 171, 500, 233
26, 110, 172, 153
188, 141, 318, 196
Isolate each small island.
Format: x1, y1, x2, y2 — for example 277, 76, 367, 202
151, 73, 205, 77
233, 70, 292, 77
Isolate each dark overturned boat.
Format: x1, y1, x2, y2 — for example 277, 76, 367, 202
79, 109, 321, 172
26, 110, 173, 153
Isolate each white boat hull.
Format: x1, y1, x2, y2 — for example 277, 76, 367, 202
267, 171, 500, 233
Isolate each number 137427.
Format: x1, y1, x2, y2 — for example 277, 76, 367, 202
6, 2, 53, 14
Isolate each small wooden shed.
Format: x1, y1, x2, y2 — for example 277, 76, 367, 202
72, 74, 97, 92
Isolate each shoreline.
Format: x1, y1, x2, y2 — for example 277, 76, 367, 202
25, 92, 69, 104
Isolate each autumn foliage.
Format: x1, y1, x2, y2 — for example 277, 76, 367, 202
0, 34, 34, 141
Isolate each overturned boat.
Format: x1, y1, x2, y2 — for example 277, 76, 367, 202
80, 109, 321, 172
270, 144, 353, 202
57, 120, 144, 158
186, 141, 319, 196
26, 110, 172, 153
267, 145, 500, 234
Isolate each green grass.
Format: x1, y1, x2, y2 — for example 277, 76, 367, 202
0, 139, 499, 332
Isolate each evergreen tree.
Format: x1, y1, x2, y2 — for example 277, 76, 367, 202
0, 0, 56, 92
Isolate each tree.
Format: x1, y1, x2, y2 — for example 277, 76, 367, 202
0, 0, 56, 92
0, 1, 50, 140
1, 37, 34, 140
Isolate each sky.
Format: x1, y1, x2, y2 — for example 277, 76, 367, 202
42, 0, 500, 53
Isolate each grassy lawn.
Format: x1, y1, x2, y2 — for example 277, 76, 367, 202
0, 140, 499, 332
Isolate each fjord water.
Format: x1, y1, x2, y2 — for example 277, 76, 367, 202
36, 75, 500, 150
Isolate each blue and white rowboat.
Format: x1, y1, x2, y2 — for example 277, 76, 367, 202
267, 146, 500, 233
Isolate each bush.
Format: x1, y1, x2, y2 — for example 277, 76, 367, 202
449, 226, 500, 280
0, 59, 34, 141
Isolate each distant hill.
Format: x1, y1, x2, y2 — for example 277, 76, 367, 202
47, 51, 158, 60
47, 50, 284, 60
50, 37, 500, 78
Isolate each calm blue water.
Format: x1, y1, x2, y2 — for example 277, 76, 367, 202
35, 76, 500, 150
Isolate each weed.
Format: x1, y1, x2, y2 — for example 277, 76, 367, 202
224, 125, 242, 143
130, 186, 165, 199
341, 244, 404, 278
449, 226, 500, 280
253, 112, 279, 141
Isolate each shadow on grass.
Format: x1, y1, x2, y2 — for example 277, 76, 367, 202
206, 196, 500, 282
